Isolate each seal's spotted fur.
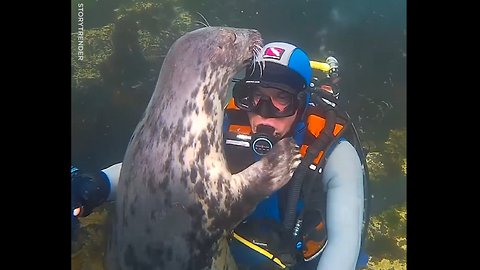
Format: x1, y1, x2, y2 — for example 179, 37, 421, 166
106, 27, 301, 270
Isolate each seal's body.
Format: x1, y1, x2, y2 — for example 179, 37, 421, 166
106, 27, 301, 270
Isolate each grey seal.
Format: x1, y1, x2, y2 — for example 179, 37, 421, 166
106, 26, 301, 270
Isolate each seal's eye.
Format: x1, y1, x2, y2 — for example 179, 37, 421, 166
224, 32, 236, 43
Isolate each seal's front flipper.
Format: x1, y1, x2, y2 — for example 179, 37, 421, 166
225, 137, 300, 222
258, 137, 301, 193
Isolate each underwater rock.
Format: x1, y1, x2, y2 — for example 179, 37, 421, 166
71, 0, 194, 91
71, 204, 113, 270
364, 128, 406, 183
366, 151, 387, 183
383, 128, 406, 176
366, 203, 406, 270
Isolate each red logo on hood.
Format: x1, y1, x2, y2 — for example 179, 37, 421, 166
263, 47, 285, 60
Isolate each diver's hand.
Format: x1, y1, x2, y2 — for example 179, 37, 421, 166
71, 166, 110, 240
71, 190, 81, 241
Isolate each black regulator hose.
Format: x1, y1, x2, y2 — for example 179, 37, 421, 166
282, 108, 337, 232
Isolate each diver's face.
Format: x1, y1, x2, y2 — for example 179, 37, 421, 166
247, 87, 298, 138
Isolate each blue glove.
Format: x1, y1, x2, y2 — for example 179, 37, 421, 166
71, 166, 110, 241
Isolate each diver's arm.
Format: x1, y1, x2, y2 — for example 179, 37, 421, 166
316, 140, 364, 270
71, 162, 122, 215
71, 162, 122, 240
102, 162, 122, 201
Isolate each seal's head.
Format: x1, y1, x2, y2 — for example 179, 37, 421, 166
174, 27, 263, 75
159, 27, 263, 104
198, 27, 263, 70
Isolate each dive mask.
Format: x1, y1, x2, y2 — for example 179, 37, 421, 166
232, 80, 302, 118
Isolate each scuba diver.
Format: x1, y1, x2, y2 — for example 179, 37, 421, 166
71, 42, 370, 270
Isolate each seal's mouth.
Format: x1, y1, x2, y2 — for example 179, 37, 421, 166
246, 30, 264, 65
245, 33, 264, 77
243, 45, 263, 76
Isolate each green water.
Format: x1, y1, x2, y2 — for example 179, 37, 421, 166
71, 0, 406, 269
